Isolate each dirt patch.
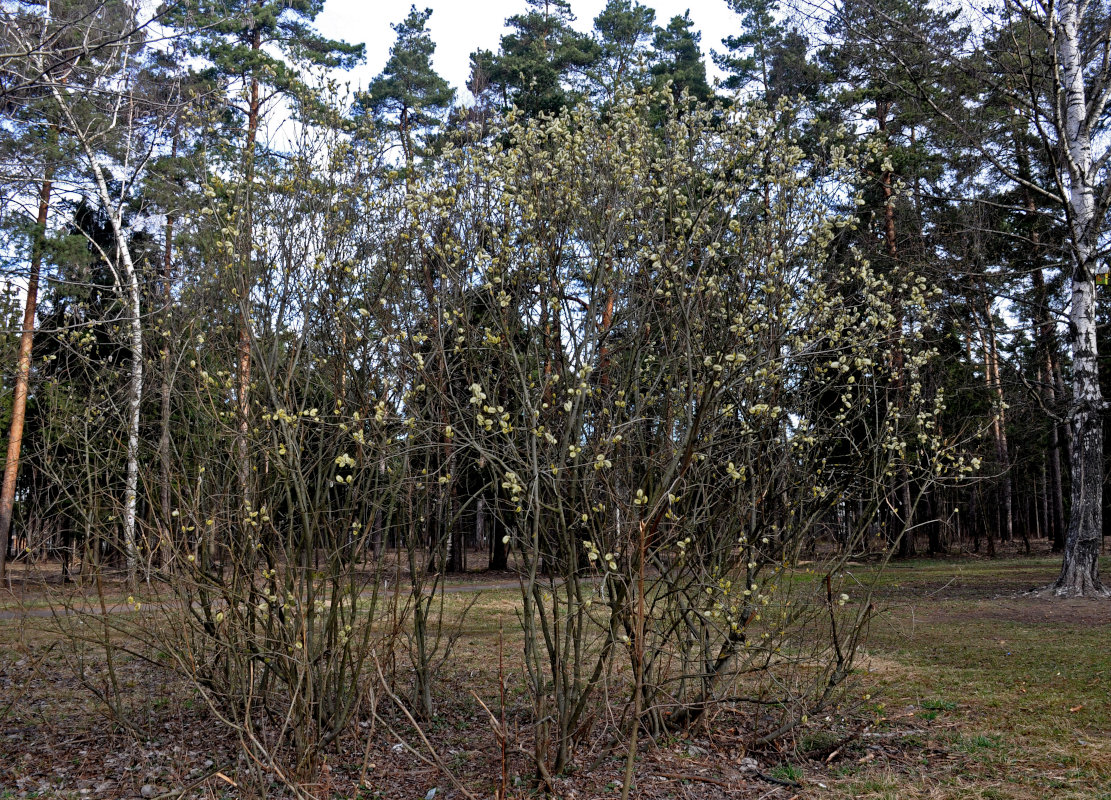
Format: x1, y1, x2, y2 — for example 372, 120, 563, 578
0, 619, 807, 799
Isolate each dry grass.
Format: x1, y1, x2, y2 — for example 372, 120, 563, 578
1, 552, 1109, 798
816, 554, 1111, 800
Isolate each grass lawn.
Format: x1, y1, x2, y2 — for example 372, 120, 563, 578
824, 555, 1111, 800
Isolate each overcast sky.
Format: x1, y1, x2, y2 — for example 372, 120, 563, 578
314, 1, 742, 99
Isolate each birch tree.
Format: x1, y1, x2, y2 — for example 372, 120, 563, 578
935, 0, 1110, 589
44, 29, 157, 587
985, 0, 1111, 593
1045, 0, 1110, 596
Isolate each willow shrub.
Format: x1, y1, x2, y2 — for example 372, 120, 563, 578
50, 87, 955, 791
402, 90, 952, 779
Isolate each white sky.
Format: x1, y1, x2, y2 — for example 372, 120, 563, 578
315, 0, 741, 98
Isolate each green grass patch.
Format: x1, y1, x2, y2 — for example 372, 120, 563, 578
769, 762, 803, 782
921, 698, 958, 711
827, 553, 1111, 799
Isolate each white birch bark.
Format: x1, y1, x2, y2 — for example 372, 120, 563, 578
1053, 0, 1108, 596
48, 83, 143, 589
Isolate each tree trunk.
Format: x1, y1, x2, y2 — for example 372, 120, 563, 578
982, 291, 1013, 546
159, 129, 178, 570
52, 84, 144, 586
489, 501, 508, 570
236, 32, 262, 520
1052, 0, 1107, 596
876, 104, 914, 557
1040, 462, 1050, 541
1019, 131, 1067, 553
0, 166, 53, 581
1031, 264, 1068, 552
925, 490, 944, 555
121, 216, 144, 590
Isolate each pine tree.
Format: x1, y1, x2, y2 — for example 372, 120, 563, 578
165, 0, 363, 514
717, 0, 825, 109
588, 0, 656, 102
361, 6, 454, 170
650, 11, 712, 102
820, 0, 969, 556
478, 0, 600, 117
714, 0, 780, 98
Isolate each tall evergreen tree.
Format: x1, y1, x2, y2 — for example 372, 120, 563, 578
165, 0, 363, 514
714, 0, 780, 98
474, 0, 600, 117
717, 0, 824, 105
360, 6, 454, 169
819, 0, 970, 556
588, 0, 655, 102
650, 11, 711, 102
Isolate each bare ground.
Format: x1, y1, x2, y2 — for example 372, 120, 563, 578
2, 550, 1110, 799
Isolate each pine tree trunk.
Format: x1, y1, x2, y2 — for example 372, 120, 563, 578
1030, 262, 1068, 551
1020, 138, 1067, 553
1034, 472, 1043, 540
0, 167, 53, 581
926, 490, 944, 555
875, 101, 914, 555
